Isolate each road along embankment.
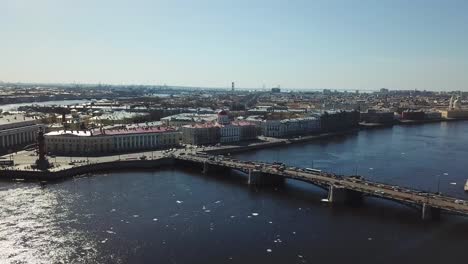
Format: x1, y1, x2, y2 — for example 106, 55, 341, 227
0, 158, 175, 182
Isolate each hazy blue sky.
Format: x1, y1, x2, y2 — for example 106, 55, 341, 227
1, 0, 468, 90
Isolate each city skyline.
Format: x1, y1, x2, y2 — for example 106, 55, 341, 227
2, 0, 468, 91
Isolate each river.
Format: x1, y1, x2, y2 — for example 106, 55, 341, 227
1, 121, 468, 263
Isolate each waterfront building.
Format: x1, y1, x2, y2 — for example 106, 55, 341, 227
360, 109, 395, 124
219, 124, 240, 143
261, 117, 321, 137
233, 121, 258, 141
401, 110, 425, 120
320, 110, 360, 133
424, 111, 442, 120
216, 111, 239, 143
0, 114, 46, 153
44, 126, 181, 155
261, 120, 283, 137
180, 110, 258, 145
439, 95, 468, 119
440, 110, 468, 119
180, 123, 220, 145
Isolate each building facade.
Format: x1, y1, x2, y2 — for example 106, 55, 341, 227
401, 110, 425, 120
320, 110, 360, 132
180, 124, 220, 145
219, 125, 240, 143
360, 110, 395, 124
0, 114, 46, 153
440, 110, 468, 119
45, 126, 181, 155
233, 121, 258, 141
261, 117, 321, 137
180, 110, 258, 145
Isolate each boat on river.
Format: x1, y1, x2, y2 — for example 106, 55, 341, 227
464, 179, 468, 192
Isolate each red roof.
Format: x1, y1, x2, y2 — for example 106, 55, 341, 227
231, 121, 256, 126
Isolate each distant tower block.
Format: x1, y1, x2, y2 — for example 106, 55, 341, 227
232, 82, 235, 92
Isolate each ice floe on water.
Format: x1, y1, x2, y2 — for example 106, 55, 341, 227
101, 239, 108, 244
266, 249, 272, 253
252, 213, 259, 216
132, 214, 139, 218
176, 200, 183, 204
106, 230, 116, 235
214, 200, 221, 204
152, 218, 158, 221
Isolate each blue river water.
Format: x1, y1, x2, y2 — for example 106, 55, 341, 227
1, 121, 468, 264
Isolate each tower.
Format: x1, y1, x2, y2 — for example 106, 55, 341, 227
35, 127, 50, 170
231, 82, 235, 92
37, 127, 46, 161
217, 110, 230, 125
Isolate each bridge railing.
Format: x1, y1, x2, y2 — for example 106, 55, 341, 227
175, 153, 468, 214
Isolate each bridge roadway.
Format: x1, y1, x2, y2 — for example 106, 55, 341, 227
175, 153, 468, 218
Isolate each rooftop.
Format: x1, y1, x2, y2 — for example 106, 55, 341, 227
45, 126, 177, 137
0, 113, 39, 126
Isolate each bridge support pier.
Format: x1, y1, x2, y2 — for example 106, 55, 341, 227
248, 170, 285, 186
327, 185, 363, 205
421, 203, 441, 220
202, 162, 229, 174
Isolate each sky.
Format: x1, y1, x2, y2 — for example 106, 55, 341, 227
1, 0, 468, 91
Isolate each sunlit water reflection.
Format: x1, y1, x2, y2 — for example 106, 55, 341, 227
1, 122, 468, 263
0, 184, 99, 264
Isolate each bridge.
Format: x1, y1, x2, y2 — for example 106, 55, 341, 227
175, 153, 468, 220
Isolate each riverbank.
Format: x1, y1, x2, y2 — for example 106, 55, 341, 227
359, 117, 468, 129
204, 129, 359, 155
0, 158, 175, 181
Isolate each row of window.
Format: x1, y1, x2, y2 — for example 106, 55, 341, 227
46, 133, 179, 144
